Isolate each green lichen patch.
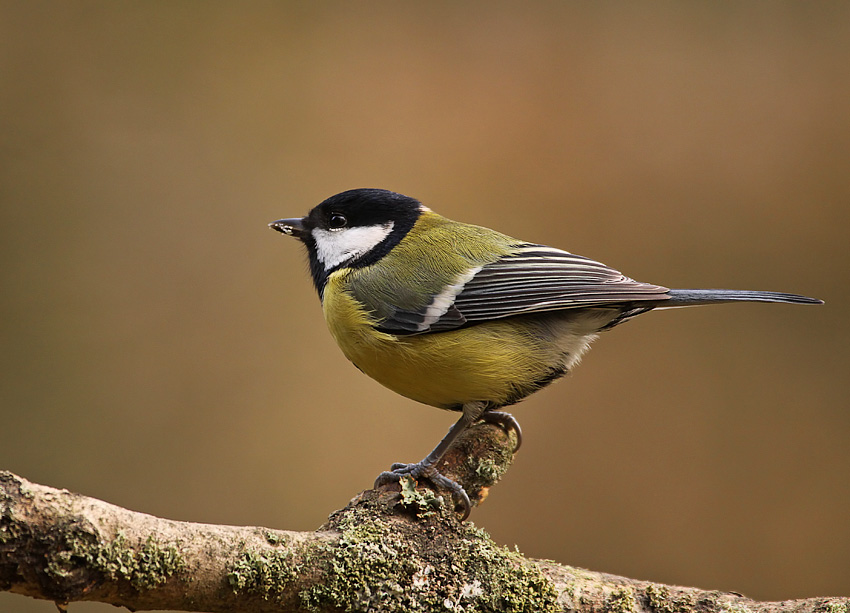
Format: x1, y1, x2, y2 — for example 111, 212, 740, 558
264, 530, 285, 545
473, 457, 507, 484
608, 586, 638, 613
453, 428, 515, 504
299, 512, 413, 611
645, 584, 696, 613
824, 601, 849, 613
398, 476, 443, 518
453, 525, 558, 613
227, 545, 303, 600
298, 493, 558, 612
61, 531, 185, 590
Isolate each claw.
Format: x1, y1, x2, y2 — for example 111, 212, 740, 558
480, 411, 522, 452
374, 462, 472, 520
373, 402, 501, 521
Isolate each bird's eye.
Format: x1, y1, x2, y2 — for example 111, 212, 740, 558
328, 213, 348, 229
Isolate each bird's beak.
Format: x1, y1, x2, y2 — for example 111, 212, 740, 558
269, 217, 307, 239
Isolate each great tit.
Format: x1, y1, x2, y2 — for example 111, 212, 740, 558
270, 188, 822, 519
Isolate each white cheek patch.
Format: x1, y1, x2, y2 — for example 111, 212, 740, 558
312, 222, 395, 269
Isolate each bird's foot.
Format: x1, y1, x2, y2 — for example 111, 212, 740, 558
374, 461, 472, 520
480, 410, 522, 452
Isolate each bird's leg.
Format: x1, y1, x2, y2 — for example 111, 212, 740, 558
480, 410, 522, 452
374, 402, 486, 520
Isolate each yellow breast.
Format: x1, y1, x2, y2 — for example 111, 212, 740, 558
322, 269, 608, 410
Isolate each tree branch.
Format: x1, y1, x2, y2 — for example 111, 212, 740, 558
1, 422, 847, 612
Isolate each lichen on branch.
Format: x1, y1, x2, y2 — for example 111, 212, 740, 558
1, 421, 848, 613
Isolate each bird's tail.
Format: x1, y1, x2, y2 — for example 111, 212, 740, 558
665, 289, 823, 306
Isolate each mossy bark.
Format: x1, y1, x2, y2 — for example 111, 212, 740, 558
1, 422, 847, 613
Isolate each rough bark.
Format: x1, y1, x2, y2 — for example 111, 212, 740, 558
1, 422, 846, 613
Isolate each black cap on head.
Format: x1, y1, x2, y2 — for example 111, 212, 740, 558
280, 188, 426, 298
306, 188, 423, 232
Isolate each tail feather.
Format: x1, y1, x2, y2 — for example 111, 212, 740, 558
666, 289, 823, 306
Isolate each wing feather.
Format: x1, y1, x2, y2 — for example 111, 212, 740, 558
377, 243, 671, 334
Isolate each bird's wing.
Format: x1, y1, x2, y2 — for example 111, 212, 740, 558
377, 244, 671, 334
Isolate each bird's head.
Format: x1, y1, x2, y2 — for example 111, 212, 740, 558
270, 188, 425, 295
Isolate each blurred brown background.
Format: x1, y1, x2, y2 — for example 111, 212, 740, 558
1, 2, 848, 611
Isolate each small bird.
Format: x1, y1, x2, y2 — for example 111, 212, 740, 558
270, 188, 822, 519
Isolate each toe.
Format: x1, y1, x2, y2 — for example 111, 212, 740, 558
373, 462, 472, 520
481, 411, 522, 452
